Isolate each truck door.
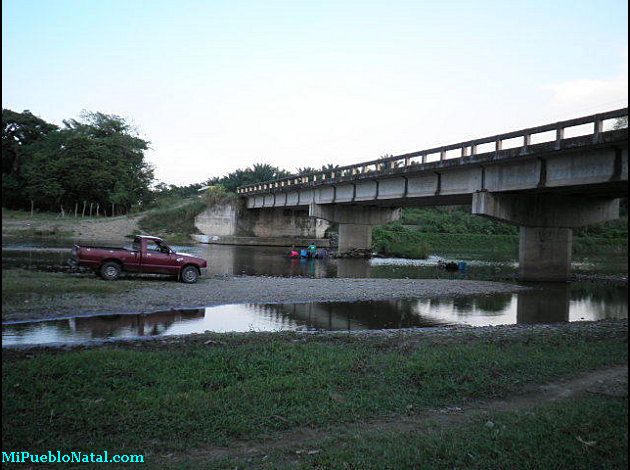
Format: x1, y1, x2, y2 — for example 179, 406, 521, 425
142, 240, 176, 275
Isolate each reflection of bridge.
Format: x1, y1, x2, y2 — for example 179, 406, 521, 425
238, 109, 628, 281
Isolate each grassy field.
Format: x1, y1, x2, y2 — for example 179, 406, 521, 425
2, 327, 627, 467
1, 269, 156, 306
210, 395, 627, 469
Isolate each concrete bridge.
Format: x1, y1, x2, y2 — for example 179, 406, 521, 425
236, 108, 628, 281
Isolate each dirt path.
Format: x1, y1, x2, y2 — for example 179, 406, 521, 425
162, 364, 628, 466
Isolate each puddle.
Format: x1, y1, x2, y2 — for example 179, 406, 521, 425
3, 286, 627, 347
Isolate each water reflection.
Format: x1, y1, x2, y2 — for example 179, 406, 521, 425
3, 242, 627, 281
3, 283, 627, 346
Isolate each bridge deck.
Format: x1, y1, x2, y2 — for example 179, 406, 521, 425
237, 108, 628, 204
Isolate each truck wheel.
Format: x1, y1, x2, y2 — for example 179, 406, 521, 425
180, 266, 199, 284
100, 262, 121, 281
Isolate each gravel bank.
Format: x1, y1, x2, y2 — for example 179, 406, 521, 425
3, 318, 626, 351
2, 276, 528, 322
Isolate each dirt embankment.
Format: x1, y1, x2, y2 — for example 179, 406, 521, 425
2, 214, 141, 242
2, 277, 528, 322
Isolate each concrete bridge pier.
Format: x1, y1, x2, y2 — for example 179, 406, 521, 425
309, 204, 401, 254
472, 192, 620, 281
338, 224, 373, 253
519, 227, 573, 282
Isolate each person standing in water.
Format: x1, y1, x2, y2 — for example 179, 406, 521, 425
307, 242, 317, 258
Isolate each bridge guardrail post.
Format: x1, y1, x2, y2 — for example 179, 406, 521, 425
593, 119, 603, 143
555, 128, 564, 150
522, 134, 531, 154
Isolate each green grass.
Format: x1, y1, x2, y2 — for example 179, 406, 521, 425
1, 269, 151, 305
2, 330, 627, 460
215, 395, 627, 469
400, 207, 519, 235
372, 207, 628, 260
373, 222, 627, 261
372, 223, 429, 258
400, 207, 628, 240
137, 199, 207, 242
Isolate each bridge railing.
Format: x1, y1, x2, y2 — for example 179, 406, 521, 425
237, 107, 628, 195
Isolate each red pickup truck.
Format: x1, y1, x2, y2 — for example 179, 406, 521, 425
70, 235, 208, 283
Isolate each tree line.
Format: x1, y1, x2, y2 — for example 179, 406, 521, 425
2, 108, 343, 216
2, 109, 153, 216
151, 163, 342, 204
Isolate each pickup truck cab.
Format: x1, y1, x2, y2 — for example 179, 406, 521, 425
71, 235, 208, 283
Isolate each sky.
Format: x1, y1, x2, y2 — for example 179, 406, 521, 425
2, 0, 628, 185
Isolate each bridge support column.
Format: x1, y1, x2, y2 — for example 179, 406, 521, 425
309, 203, 401, 255
338, 224, 374, 253
472, 191, 619, 282
519, 227, 572, 281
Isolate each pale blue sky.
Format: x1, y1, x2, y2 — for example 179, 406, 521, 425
3, 0, 628, 185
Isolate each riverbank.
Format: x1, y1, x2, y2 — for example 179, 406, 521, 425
1, 269, 527, 322
1, 201, 205, 245
1, 209, 141, 243
373, 223, 628, 260
2, 320, 627, 468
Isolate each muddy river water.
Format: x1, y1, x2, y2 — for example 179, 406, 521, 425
2, 241, 628, 346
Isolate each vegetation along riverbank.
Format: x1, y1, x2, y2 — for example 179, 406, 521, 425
2, 320, 627, 468
372, 206, 628, 260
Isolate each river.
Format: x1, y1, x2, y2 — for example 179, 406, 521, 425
2, 240, 627, 346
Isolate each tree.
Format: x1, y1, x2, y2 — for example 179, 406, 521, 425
297, 166, 318, 175
2, 109, 58, 207
613, 116, 628, 130
2, 109, 58, 175
207, 163, 291, 192
5, 109, 154, 214
321, 164, 340, 171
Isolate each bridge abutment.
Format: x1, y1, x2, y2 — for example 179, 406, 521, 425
472, 191, 620, 281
